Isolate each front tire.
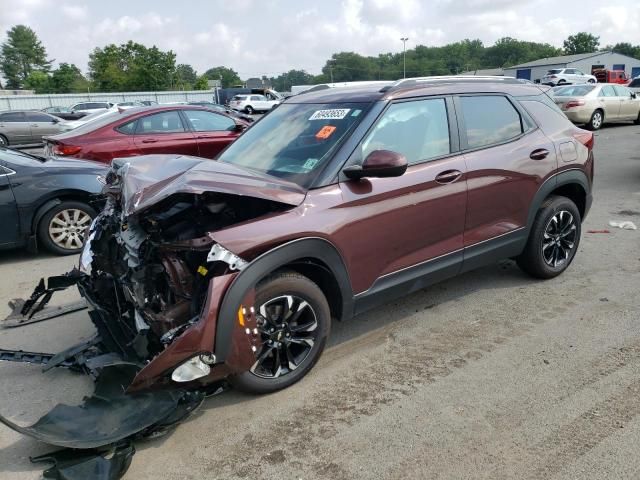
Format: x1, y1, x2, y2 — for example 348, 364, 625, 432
634, 111, 640, 125
516, 196, 581, 279
230, 272, 331, 394
587, 109, 604, 130
37, 201, 96, 255
0, 134, 8, 147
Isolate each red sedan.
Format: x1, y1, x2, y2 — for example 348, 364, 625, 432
43, 105, 249, 163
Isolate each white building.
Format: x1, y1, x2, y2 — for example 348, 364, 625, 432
503, 51, 640, 83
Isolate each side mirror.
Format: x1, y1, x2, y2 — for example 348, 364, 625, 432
343, 150, 408, 180
52, 118, 60, 123
631, 92, 637, 99
233, 123, 247, 132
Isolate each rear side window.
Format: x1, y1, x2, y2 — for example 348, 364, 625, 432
232, 95, 247, 101
599, 86, 616, 97
136, 111, 185, 134
117, 119, 137, 134
24, 112, 54, 122
0, 112, 25, 122
460, 96, 523, 149
361, 98, 450, 165
519, 100, 572, 137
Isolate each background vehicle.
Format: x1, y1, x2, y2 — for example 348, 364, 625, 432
138, 100, 158, 106
0, 147, 105, 255
69, 101, 114, 115
0, 111, 68, 147
44, 105, 249, 163
552, 83, 640, 129
593, 69, 629, 84
59, 77, 594, 397
186, 101, 255, 123
628, 76, 640, 93
41, 106, 87, 121
229, 94, 280, 114
59, 108, 118, 131
541, 68, 596, 86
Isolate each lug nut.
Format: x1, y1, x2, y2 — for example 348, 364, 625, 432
253, 328, 258, 335
245, 328, 251, 334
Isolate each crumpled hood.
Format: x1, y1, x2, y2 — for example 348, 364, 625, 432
109, 155, 307, 216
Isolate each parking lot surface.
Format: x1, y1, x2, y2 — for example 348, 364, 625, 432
1, 124, 639, 479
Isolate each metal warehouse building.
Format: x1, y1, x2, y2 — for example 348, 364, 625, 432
503, 51, 640, 83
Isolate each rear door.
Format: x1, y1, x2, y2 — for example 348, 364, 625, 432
24, 112, 62, 142
0, 164, 19, 246
133, 110, 198, 156
598, 85, 620, 120
181, 109, 239, 159
0, 112, 31, 145
456, 94, 557, 268
613, 85, 638, 119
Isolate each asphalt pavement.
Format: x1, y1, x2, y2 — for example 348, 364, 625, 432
1, 124, 639, 479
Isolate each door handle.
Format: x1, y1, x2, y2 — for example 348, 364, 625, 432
141, 139, 158, 143
530, 148, 549, 160
435, 169, 462, 184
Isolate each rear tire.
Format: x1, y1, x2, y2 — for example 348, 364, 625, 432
588, 78, 596, 84
0, 134, 8, 147
587, 109, 603, 130
37, 201, 96, 255
230, 271, 331, 394
244, 106, 254, 115
516, 196, 581, 279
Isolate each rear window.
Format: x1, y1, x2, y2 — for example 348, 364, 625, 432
553, 85, 595, 96
460, 96, 523, 149
67, 111, 134, 135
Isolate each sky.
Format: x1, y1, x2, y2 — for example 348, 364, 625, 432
1, 0, 638, 78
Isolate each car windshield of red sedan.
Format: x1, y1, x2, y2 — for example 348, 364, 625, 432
218, 102, 371, 188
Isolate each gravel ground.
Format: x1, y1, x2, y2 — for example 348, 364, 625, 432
1, 124, 639, 479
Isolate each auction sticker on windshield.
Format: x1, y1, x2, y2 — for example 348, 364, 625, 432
309, 109, 351, 120
315, 125, 337, 140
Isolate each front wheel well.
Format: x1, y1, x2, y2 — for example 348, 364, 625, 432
31, 192, 100, 233
274, 259, 344, 321
548, 183, 586, 220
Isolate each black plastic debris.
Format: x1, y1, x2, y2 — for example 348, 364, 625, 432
32, 442, 135, 480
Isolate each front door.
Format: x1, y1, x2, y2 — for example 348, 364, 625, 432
0, 165, 19, 246
614, 85, 639, 119
181, 109, 239, 159
24, 112, 63, 143
456, 94, 558, 269
337, 97, 467, 297
133, 110, 199, 157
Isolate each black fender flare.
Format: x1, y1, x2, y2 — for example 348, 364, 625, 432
214, 237, 354, 362
525, 169, 591, 230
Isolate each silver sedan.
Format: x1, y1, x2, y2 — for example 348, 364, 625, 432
551, 83, 640, 130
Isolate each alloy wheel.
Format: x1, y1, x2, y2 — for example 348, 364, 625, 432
48, 208, 92, 251
592, 111, 602, 129
541, 210, 577, 268
250, 295, 318, 379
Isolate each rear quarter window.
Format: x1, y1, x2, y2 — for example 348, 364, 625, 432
518, 98, 574, 137
459, 95, 524, 149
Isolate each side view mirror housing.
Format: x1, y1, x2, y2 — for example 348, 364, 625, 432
631, 92, 637, 99
233, 123, 247, 132
343, 149, 408, 180
52, 118, 60, 123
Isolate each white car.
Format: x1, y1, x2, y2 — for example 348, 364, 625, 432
69, 101, 114, 115
228, 94, 279, 114
541, 68, 596, 86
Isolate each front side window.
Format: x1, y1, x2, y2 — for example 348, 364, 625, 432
460, 96, 523, 149
218, 102, 370, 188
136, 111, 185, 134
613, 85, 631, 97
361, 98, 450, 165
184, 110, 235, 132
25, 112, 54, 122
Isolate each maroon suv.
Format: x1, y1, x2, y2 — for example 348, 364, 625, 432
0, 78, 593, 450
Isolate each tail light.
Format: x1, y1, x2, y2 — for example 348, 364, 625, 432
53, 144, 82, 156
574, 130, 594, 150
564, 100, 585, 109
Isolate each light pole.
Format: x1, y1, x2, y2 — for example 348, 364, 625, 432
328, 61, 335, 83
400, 37, 409, 78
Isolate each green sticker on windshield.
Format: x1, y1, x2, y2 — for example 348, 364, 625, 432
303, 158, 319, 170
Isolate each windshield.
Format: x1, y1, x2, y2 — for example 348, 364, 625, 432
218, 102, 371, 188
553, 85, 596, 96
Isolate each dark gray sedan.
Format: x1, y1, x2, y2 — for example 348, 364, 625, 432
0, 111, 69, 147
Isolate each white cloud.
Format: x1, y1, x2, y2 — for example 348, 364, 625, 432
61, 5, 87, 20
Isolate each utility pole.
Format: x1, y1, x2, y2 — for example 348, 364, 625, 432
328, 61, 335, 83
400, 37, 409, 78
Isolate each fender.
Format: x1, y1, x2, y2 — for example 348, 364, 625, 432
525, 169, 591, 231
214, 237, 354, 362
27, 198, 62, 251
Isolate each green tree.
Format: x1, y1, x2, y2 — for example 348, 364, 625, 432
89, 41, 176, 91
203, 66, 241, 88
612, 42, 640, 58
270, 70, 314, 91
24, 70, 50, 93
563, 32, 600, 55
483, 37, 560, 67
174, 64, 198, 89
50, 63, 87, 93
0, 25, 51, 89
193, 75, 209, 90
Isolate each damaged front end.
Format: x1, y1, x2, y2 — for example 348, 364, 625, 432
0, 155, 305, 478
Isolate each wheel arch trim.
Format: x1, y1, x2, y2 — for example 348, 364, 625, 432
214, 237, 354, 362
